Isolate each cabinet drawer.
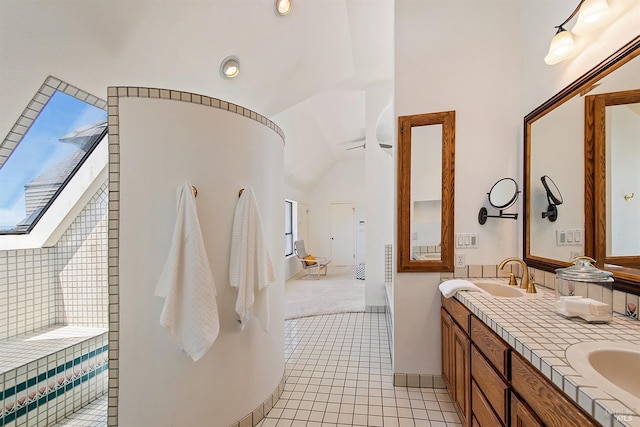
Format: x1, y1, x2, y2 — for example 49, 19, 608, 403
471, 316, 509, 378
441, 294, 471, 333
472, 381, 503, 427
472, 346, 509, 424
511, 353, 598, 427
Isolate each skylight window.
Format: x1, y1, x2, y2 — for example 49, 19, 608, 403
0, 81, 107, 234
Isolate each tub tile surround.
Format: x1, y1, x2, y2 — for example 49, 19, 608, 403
0, 331, 108, 427
451, 276, 640, 426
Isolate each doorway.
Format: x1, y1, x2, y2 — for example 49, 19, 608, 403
329, 202, 356, 266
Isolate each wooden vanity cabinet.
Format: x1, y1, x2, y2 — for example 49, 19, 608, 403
441, 296, 600, 427
510, 393, 543, 427
511, 353, 598, 427
441, 296, 471, 426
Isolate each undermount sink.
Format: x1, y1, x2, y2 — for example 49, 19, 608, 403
566, 341, 640, 413
472, 281, 528, 298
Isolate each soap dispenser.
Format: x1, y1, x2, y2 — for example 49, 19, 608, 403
555, 257, 613, 323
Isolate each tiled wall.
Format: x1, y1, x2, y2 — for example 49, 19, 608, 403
0, 181, 109, 340
56, 184, 109, 328
0, 249, 57, 340
443, 263, 640, 321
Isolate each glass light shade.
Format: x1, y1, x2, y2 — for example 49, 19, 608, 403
220, 56, 240, 79
572, 0, 611, 36
276, 0, 292, 15
544, 28, 577, 65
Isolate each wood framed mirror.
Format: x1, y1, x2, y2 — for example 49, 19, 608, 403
523, 36, 640, 293
587, 88, 640, 292
397, 111, 455, 272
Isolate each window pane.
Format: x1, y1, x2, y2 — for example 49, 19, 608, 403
285, 200, 292, 233
285, 235, 293, 256
0, 91, 107, 233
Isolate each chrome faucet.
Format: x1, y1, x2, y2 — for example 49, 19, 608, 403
498, 257, 537, 294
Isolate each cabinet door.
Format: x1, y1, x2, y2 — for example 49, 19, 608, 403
452, 321, 471, 426
511, 392, 543, 427
441, 308, 453, 392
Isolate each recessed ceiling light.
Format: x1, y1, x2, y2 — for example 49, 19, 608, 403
275, 0, 292, 16
220, 56, 240, 79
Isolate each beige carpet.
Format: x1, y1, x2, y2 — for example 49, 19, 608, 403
285, 266, 365, 320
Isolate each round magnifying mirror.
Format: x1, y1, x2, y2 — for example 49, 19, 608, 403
541, 175, 563, 205
488, 178, 519, 210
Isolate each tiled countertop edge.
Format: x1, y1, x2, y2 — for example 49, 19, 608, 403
453, 280, 640, 427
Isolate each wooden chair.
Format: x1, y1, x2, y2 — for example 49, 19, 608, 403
294, 240, 330, 279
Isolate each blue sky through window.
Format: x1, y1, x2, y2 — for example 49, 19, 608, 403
0, 91, 107, 231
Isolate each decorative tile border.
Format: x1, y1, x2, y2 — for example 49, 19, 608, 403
0, 76, 107, 169
107, 87, 285, 427
0, 340, 108, 427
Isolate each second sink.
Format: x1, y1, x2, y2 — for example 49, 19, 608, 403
566, 341, 640, 413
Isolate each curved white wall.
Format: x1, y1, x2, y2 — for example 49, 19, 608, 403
113, 91, 284, 427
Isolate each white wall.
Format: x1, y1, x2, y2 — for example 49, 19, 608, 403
307, 158, 366, 264
393, 0, 640, 377
117, 96, 284, 427
394, 0, 521, 375
365, 82, 394, 306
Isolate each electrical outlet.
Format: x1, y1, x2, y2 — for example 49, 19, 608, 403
455, 253, 466, 268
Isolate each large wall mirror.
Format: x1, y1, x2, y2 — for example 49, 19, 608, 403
397, 111, 455, 272
524, 36, 640, 293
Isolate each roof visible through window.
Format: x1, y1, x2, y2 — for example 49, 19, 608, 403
0, 90, 107, 234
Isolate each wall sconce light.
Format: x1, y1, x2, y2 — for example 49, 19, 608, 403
275, 0, 292, 16
220, 56, 240, 79
541, 175, 563, 222
544, 0, 611, 65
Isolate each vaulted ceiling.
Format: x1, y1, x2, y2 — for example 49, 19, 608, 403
0, 0, 393, 191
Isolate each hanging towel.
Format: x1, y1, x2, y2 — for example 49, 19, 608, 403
438, 279, 489, 298
155, 181, 220, 361
229, 186, 276, 331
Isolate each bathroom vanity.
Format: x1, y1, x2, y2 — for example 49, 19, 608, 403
441, 281, 640, 427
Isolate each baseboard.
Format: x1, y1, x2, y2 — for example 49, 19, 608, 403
393, 373, 446, 389
228, 373, 286, 427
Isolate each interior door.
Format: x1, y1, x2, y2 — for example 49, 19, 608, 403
330, 202, 356, 266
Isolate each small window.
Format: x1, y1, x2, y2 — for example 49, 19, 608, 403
0, 84, 107, 234
285, 200, 294, 256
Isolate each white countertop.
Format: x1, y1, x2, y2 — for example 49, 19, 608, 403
454, 278, 640, 427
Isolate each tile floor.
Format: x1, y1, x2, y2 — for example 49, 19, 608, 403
257, 312, 461, 427
51, 312, 461, 427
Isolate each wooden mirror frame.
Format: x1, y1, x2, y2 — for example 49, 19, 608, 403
523, 36, 640, 290
397, 111, 455, 272
586, 88, 640, 293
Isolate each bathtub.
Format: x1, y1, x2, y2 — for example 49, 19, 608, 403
0, 326, 108, 427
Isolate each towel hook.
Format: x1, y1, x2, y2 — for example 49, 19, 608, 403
192, 186, 198, 198
238, 188, 245, 198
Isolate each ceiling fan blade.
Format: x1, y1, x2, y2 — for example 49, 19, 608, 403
345, 143, 365, 151
379, 143, 393, 149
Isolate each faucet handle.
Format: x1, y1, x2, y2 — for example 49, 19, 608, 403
526, 276, 537, 293
507, 273, 518, 287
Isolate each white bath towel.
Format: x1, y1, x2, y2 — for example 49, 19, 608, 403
155, 181, 220, 361
229, 186, 275, 331
439, 279, 487, 298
